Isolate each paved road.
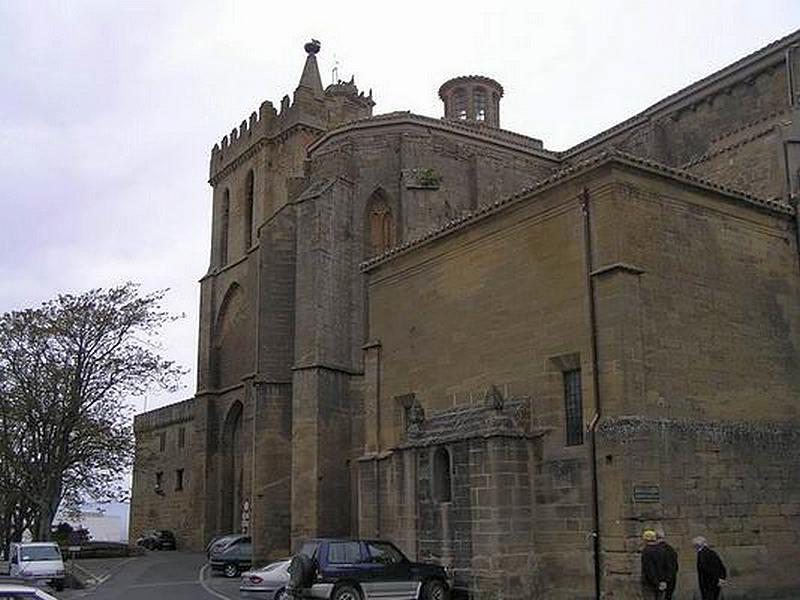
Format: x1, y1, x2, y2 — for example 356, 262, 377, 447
69, 551, 240, 600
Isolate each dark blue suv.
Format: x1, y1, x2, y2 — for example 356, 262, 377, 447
288, 538, 449, 600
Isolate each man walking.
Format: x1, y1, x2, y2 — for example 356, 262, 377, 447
656, 529, 679, 600
693, 536, 727, 600
641, 529, 671, 600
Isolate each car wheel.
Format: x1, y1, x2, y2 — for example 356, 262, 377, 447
52, 580, 64, 592
332, 584, 361, 600
223, 563, 239, 578
422, 579, 448, 600
275, 588, 289, 600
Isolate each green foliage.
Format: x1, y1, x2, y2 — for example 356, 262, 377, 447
0, 283, 185, 542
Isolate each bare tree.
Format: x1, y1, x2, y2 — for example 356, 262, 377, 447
0, 283, 184, 541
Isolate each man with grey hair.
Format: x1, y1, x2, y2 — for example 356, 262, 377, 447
693, 536, 727, 600
656, 529, 678, 600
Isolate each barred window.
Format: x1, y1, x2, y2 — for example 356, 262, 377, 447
563, 369, 584, 446
178, 426, 186, 449
159, 431, 166, 452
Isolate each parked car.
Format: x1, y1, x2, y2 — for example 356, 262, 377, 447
287, 538, 450, 600
209, 535, 252, 578
206, 533, 248, 559
135, 529, 176, 551
0, 581, 60, 599
7, 542, 65, 591
239, 559, 290, 599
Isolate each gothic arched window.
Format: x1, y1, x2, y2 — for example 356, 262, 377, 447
244, 170, 254, 249
366, 190, 395, 257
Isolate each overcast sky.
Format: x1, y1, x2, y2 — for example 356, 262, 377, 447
1, 1, 798, 413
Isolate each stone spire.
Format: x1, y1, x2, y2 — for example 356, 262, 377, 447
296, 39, 324, 99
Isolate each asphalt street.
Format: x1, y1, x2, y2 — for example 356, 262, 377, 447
66, 551, 241, 600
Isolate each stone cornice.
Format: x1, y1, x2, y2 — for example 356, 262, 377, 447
307, 111, 558, 162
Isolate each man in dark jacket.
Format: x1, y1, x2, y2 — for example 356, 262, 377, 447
693, 536, 727, 600
641, 530, 671, 600
656, 529, 679, 600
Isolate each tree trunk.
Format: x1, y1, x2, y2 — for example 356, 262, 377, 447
36, 503, 52, 541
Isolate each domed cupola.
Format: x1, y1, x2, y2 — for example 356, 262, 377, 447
438, 75, 504, 128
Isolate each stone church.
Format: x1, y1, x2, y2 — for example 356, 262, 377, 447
131, 32, 800, 598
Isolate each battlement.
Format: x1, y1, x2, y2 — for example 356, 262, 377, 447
133, 397, 195, 433
210, 99, 279, 180
209, 40, 374, 183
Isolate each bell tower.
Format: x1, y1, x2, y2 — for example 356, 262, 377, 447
439, 75, 504, 128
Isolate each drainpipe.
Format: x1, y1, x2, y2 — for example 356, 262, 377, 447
375, 344, 382, 537
580, 188, 603, 600
786, 45, 798, 108
784, 46, 800, 277
783, 141, 800, 276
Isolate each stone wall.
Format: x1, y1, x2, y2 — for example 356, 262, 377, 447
363, 171, 601, 597
308, 120, 558, 248
603, 167, 800, 421
359, 435, 538, 599
363, 156, 800, 597
129, 398, 197, 548
598, 417, 800, 599
683, 114, 790, 201
565, 33, 799, 205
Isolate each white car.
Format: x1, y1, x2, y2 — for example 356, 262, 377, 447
0, 582, 60, 599
7, 542, 65, 591
239, 560, 290, 599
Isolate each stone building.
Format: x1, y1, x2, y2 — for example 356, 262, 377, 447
130, 32, 800, 598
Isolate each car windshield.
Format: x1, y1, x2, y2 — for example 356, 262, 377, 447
211, 535, 238, 549
20, 546, 62, 562
298, 541, 319, 559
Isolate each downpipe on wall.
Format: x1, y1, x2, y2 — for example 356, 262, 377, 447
580, 188, 603, 600
784, 46, 800, 276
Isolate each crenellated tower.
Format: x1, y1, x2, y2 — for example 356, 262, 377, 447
194, 40, 373, 561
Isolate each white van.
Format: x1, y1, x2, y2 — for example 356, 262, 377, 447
8, 542, 65, 591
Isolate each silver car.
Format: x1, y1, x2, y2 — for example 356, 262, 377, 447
239, 559, 290, 599
0, 582, 60, 599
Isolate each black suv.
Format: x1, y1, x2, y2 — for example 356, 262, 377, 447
288, 538, 449, 600
135, 529, 176, 551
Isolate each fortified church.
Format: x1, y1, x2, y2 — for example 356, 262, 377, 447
131, 34, 800, 598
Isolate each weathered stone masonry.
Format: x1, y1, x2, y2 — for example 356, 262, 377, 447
132, 32, 800, 598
